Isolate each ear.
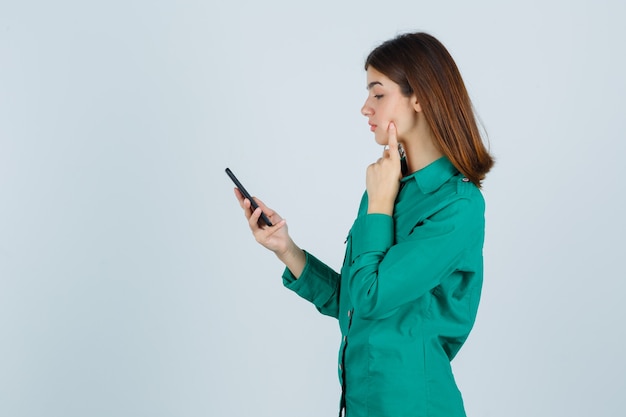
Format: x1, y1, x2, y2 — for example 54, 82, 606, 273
411, 95, 422, 113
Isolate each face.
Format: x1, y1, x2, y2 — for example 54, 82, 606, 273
361, 67, 420, 146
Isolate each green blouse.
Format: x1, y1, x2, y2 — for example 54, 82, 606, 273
282, 157, 485, 417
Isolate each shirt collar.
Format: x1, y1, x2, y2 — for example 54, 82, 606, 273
400, 156, 459, 194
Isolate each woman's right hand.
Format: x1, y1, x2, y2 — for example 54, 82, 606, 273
234, 188, 290, 254
234, 188, 306, 278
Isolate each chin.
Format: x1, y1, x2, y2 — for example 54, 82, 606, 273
374, 134, 388, 146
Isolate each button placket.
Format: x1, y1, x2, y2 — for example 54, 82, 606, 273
339, 308, 354, 416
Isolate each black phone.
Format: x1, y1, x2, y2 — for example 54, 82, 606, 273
225, 168, 273, 227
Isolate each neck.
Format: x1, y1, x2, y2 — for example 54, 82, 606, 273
401, 123, 444, 174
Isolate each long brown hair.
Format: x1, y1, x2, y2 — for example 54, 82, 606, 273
365, 32, 494, 187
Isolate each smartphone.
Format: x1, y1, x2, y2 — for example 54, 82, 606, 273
225, 168, 273, 227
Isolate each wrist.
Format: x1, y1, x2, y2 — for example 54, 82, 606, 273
367, 200, 394, 215
276, 241, 306, 279
275, 240, 303, 264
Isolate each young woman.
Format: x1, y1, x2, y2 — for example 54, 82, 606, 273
234, 32, 494, 417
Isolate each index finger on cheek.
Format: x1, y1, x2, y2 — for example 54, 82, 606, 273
387, 123, 399, 159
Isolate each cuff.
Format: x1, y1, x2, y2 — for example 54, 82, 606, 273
350, 213, 394, 257
282, 251, 337, 304
282, 251, 312, 288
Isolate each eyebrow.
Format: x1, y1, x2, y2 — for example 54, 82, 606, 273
367, 81, 383, 90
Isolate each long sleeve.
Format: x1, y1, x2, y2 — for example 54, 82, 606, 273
348, 194, 484, 320
282, 251, 341, 319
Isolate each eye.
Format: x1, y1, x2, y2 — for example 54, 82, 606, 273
374, 94, 384, 100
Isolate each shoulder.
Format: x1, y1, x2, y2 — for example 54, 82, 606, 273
456, 176, 485, 211
431, 174, 485, 225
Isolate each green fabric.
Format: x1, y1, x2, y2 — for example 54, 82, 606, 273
283, 157, 485, 417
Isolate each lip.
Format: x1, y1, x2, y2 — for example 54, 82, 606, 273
369, 123, 377, 132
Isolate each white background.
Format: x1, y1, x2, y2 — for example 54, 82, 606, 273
1, 1, 625, 416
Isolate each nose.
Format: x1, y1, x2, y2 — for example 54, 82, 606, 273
361, 99, 373, 117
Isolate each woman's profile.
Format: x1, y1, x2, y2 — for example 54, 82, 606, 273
233, 32, 494, 417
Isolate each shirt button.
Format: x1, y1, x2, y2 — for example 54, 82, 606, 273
343, 336, 347, 342
347, 310, 352, 318
339, 364, 342, 371
462, 177, 470, 182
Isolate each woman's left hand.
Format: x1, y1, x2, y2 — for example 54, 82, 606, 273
366, 122, 402, 215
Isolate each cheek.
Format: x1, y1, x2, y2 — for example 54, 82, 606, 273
383, 102, 411, 128
395, 109, 419, 134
